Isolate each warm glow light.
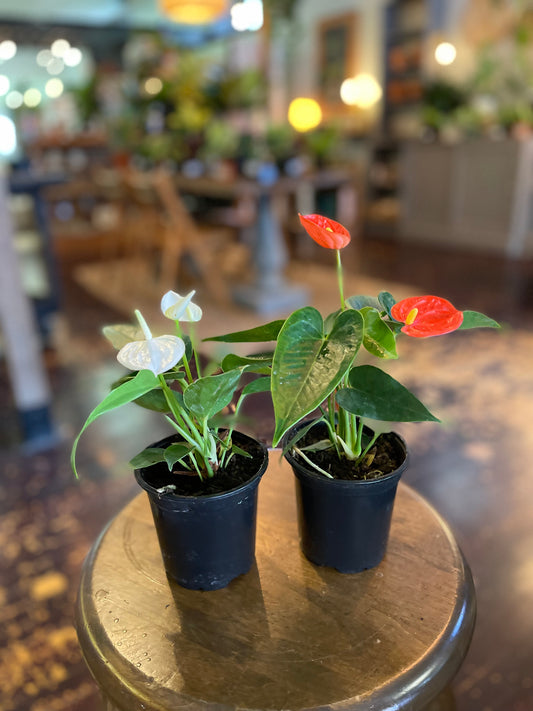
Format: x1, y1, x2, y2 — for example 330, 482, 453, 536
24, 88, 42, 108
144, 76, 163, 95
288, 97, 322, 132
5, 91, 23, 109
159, 0, 227, 24
0, 115, 17, 156
231, 0, 263, 31
0, 75, 9, 96
435, 41, 457, 66
63, 47, 82, 67
45, 78, 64, 98
340, 73, 382, 108
0, 40, 17, 61
51, 38, 70, 58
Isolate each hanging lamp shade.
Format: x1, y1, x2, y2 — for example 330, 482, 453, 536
159, 0, 228, 24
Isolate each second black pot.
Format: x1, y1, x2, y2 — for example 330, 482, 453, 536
284, 423, 408, 573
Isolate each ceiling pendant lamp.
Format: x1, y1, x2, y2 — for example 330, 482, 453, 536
159, 0, 228, 24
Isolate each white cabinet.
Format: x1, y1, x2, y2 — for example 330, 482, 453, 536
399, 138, 533, 257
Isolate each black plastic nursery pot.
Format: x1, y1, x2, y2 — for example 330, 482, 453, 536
134, 431, 268, 591
283, 422, 409, 574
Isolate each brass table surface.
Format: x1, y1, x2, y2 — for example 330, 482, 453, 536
76, 451, 475, 711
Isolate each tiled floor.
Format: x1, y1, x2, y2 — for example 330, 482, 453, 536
1, 234, 533, 710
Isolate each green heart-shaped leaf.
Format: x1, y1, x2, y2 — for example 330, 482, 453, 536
205, 320, 285, 343
129, 447, 167, 469
360, 307, 398, 359
164, 442, 194, 470
336, 364, 439, 422
221, 353, 273, 372
459, 311, 501, 330
183, 369, 243, 421
111, 370, 185, 413
71, 369, 160, 477
241, 375, 271, 396
272, 307, 364, 445
346, 294, 382, 311
379, 291, 396, 317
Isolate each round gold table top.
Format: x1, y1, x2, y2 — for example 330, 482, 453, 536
76, 451, 475, 711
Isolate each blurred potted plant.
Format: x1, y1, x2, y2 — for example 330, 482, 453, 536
214, 69, 267, 112
71, 290, 270, 590
199, 119, 240, 179
210, 213, 500, 573
265, 123, 298, 172
302, 125, 342, 168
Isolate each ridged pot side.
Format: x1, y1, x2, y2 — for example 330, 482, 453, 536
284, 422, 409, 573
135, 431, 268, 590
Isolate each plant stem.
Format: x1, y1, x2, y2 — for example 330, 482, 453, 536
327, 394, 336, 433
348, 413, 359, 457
189, 323, 202, 379
175, 322, 194, 383
158, 375, 204, 453
219, 391, 244, 468
336, 249, 345, 310
355, 418, 364, 457
356, 428, 380, 466
293, 447, 334, 479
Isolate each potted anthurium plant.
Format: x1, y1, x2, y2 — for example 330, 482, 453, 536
71, 290, 270, 590
209, 213, 500, 573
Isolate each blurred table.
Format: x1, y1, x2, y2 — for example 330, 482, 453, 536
175, 169, 358, 314
76, 451, 475, 711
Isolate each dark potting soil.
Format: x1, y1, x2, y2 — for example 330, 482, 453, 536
139, 433, 266, 497
294, 425, 405, 481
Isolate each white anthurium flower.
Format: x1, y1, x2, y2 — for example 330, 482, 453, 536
117, 309, 185, 376
102, 324, 144, 350
161, 290, 203, 322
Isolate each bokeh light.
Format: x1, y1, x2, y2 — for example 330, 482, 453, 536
340, 74, 382, 108
0, 40, 17, 61
288, 97, 322, 132
24, 88, 42, 107
0, 75, 10, 96
5, 91, 23, 109
144, 76, 163, 95
45, 78, 64, 98
435, 42, 457, 66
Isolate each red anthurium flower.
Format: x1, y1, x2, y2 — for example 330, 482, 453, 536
391, 295, 464, 338
299, 213, 351, 250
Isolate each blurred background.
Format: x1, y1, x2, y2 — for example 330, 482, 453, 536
1, 1, 533, 710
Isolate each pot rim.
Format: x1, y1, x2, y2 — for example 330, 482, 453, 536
283, 421, 409, 490
134, 430, 269, 502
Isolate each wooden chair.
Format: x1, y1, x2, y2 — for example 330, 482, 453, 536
73, 167, 249, 315
150, 167, 243, 302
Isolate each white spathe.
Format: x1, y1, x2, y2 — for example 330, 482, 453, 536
161, 290, 203, 322
102, 324, 144, 350
117, 308, 185, 375
117, 335, 185, 375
